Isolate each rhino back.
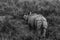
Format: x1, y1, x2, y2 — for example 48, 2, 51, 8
28, 14, 40, 27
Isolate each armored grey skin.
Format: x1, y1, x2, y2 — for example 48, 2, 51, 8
23, 13, 48, 37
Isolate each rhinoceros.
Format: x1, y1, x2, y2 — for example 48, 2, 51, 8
23, 12, 48, 38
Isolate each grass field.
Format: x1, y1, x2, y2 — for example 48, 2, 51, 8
0, 0, 60, 40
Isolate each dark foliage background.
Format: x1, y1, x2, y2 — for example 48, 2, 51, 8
0, 0, 60, 40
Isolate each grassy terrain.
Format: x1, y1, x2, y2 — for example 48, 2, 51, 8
0, 0, 60, 40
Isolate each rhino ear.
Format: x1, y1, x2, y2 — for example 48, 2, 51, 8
29, 12, 32, 15
23, 15, 26, 19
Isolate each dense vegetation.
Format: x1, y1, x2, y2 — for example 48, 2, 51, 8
0, 0, 60, 40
